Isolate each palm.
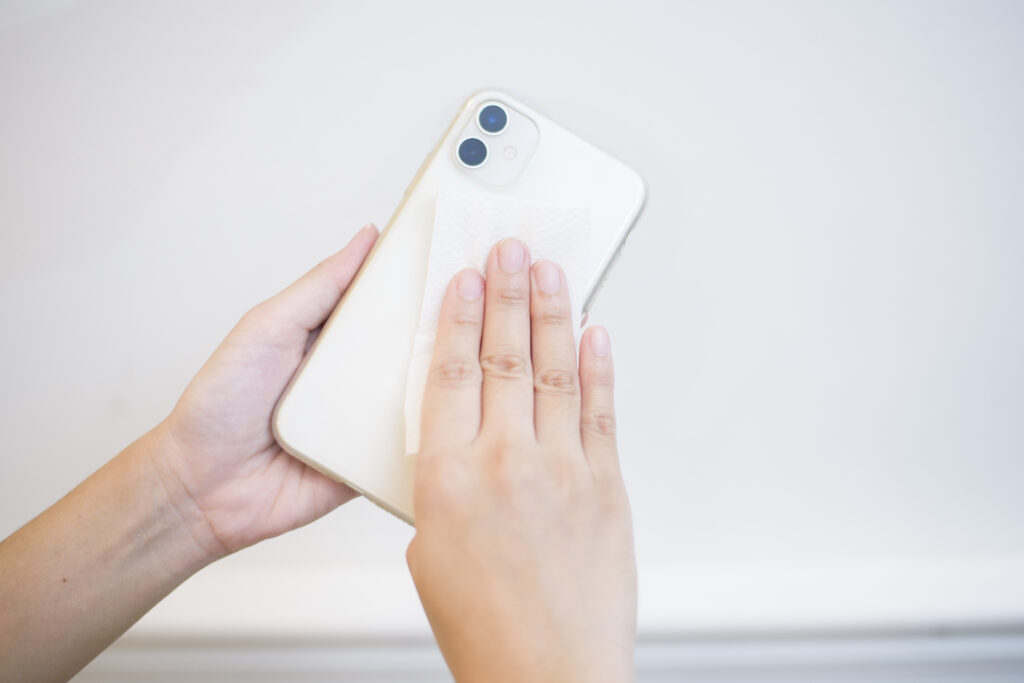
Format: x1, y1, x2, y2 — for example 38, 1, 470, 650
160, 227, 377, 554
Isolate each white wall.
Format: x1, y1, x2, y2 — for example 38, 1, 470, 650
2, 0, 1023, 677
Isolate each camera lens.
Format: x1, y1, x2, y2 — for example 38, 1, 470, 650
458, 137, 487, 167
478, 105, 508, 134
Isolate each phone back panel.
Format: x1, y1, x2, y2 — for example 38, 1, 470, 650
273, 90, 645, 523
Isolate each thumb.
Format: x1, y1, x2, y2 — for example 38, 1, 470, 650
256, 224, 379, 334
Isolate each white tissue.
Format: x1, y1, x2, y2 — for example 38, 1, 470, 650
403, 189, 590, 455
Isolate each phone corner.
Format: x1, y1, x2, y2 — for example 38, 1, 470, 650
623, 165, 648, 222
269, 392, 299, 458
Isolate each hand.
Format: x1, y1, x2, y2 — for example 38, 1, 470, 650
149, 224, 379, 560
406, 239, 637, 682
0, 226, 381, 681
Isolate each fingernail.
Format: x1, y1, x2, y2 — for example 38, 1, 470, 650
498, 238, 526, 272
346, 223, 377, 247
456, 269, 484, 300
589, 327, 611, 356
534, 260, 562, 295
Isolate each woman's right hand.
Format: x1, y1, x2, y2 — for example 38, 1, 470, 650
406, 238, 637, 682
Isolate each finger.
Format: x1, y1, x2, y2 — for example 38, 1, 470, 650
480, 238, 534, 437
579, 326, 620, 479
257, 224, 379, 333
420, 269, 486, 450
530, 260, 581, 444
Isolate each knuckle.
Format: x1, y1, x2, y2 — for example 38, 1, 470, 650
583, 364, 614, 387
236, 304, 280, 341
533, 305, 570, 328
581, 409, 617, 439
449, 307, 482, 330
493, 449, 542, 494
239, 303, 268, 328
495, 284, 529, 308
480, 350, 530, 380
494, 434, 531, 463
534, 368, 579, 396
431, 358, 481, 388
490, 450, 582, 515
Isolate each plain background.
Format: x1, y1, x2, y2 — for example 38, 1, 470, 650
1, 0, 1023, 679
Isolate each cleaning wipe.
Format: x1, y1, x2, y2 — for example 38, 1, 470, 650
403, 188, 591, 455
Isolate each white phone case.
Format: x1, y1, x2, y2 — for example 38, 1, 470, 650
272, 90, 645, 523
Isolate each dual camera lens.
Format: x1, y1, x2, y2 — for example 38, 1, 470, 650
457, 104, 508, 167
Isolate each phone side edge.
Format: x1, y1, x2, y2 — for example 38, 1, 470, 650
581, 169, 648, 315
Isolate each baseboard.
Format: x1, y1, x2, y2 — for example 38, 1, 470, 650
76, 631, 1024, 682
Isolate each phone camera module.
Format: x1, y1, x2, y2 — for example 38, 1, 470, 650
458, 137, 488, 167
478, 105, 508, 134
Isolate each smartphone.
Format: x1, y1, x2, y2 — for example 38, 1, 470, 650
272, 90, 645, 523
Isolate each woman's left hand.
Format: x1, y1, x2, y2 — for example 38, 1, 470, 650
150, 224, 378, 560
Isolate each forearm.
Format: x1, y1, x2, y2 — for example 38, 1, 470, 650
0, 427, 215, 682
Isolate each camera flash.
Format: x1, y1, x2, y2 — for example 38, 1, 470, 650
503, 145, 518, 160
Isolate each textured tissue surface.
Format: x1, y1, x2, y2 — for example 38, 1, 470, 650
403, 189, 590, 454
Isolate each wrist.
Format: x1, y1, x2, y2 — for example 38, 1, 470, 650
132, 422, 230, 570
0, 424, 225, 680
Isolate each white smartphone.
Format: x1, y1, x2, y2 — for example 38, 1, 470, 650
272, 90, 645, 523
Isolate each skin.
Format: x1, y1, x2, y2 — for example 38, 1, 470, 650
407, 238, 637, 682
0, 225, 377, 681
0, 229, 637, 683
